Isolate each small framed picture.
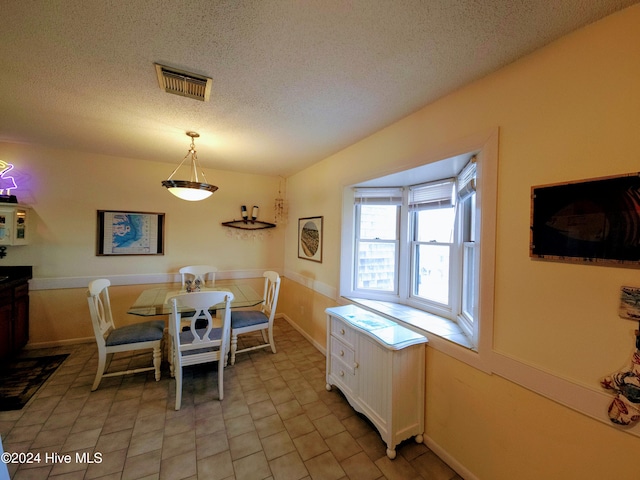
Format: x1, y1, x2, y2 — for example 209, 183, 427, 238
96, 210, 165, 256
298, 216, 323, 263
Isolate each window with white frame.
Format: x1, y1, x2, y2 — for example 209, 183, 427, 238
456, 159, 478, 339
354, 188, 402, 294
346, 156, 479, 345
409, 178, 457, 311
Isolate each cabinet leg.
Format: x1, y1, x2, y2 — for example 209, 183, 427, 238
386, 448, 396, 460
325, 383, 332, 391
415, 434, 424, 444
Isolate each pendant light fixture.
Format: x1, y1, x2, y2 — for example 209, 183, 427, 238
161, 131, 218, 201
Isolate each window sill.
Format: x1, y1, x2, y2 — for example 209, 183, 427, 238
345, 297, 476, 351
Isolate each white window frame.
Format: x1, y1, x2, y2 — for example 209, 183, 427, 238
351, 176, 470, 323
407, 179, 457, 316
352, 188, 403, 295
354, 205, 400, 294
339, 130, 497, 372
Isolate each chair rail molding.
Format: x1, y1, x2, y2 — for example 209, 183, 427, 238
29, 269, 280, 290
283, 269, 337, 300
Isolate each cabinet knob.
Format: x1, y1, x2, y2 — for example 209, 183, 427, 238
353, 362, 359, 369
339, 350, 344, 356
340, 329, 345, 335
339, 370, 344, 377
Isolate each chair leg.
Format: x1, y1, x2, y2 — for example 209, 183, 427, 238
218, 358, 224, 400
169, 338, 175, 378
230, 332, 238, 366
92, 350, 106, 391
175, 366, 182, 410
259, 327, 276, 354
268, 327, 276, 354
152, 346, 162, 381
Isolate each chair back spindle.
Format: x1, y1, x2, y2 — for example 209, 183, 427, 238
179, 265, 218, 289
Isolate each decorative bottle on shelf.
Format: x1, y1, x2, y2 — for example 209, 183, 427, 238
251, 206, 259, 222
241, 205, 248, 223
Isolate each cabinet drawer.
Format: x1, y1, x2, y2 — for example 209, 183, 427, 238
329, 355, 357, 392
330, 336, 355, 370
331, 318, 356, 348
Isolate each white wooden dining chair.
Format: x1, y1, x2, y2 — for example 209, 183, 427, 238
86, 279, 164, 391
179, 265, 218, 290
168, 290, 234, 410
229, 271, 281, 365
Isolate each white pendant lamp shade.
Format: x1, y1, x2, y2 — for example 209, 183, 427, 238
163, 181, 215, 201
162, 132, 218, 201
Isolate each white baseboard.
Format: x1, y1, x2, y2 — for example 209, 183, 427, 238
423, 435, 479, 480
278, 313, 326, 356
24, 337, 94, 349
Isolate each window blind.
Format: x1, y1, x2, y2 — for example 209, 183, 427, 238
408, 179, 455, 210
457, 156, 477, 201
354, 187, 403, 205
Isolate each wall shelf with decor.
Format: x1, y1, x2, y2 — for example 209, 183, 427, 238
221, 220, 276, 230
222, 205, 275, 230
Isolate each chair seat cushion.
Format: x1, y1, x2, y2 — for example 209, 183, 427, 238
231, 310, 268, 329
106, 320, 165, 346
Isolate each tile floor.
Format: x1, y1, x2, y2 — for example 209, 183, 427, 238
1, 320, 462, 480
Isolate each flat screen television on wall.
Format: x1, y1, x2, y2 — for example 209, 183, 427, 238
530, 172, 640, 266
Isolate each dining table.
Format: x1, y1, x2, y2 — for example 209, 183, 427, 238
127, 281, 263, 317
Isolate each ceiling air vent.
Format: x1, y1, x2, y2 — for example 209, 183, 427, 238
155, 63, 212, 102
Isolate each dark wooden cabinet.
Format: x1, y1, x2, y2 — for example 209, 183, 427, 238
0, 277, 30, 360
13, 283, 29, 353
0, 293, 12, 359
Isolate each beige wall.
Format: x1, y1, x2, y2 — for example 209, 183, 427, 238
0, 143, 284, 278
29, 282, 157, 344
425, 348, 637, 479
283, 5, 640, 479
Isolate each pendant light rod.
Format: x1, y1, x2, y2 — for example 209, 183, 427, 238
165, 132, 202, 182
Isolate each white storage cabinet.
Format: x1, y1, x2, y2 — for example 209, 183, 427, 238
0, 206, 29, 246
325, 305, 427, 459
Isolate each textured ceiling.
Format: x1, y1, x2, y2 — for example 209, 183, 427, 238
0, 1, 636, 177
